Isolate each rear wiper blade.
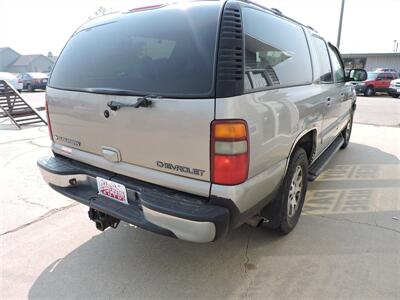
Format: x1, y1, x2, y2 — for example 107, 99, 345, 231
85, 87, 143, 96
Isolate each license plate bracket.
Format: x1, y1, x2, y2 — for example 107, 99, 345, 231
96, 177, 128, 205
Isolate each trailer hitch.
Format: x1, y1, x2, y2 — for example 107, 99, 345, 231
88, 208, 120, 231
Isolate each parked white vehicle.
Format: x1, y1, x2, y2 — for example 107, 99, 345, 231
0, 72, 23, 91
388, 78, 400, 98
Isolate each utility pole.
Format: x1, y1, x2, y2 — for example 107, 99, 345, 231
337, 0, 346, 49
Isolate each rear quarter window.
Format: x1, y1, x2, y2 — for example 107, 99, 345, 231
243, 7, 312, 91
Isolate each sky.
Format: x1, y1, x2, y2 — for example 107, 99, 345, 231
0, 0, 399, 56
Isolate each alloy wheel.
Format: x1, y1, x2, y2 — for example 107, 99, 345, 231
287, 165, 303, 218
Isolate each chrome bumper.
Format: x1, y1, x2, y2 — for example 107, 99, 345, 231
38, 156, 228, 243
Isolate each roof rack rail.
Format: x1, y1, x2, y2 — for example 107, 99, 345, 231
306, 25, 317, 32
240, 0, 317, 32
270, 8, 282, 15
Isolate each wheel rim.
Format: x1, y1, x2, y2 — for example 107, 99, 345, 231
287, 165, 303, 218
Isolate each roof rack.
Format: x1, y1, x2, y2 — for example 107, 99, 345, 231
270, 8, 282, 15
239, 0, 317, 32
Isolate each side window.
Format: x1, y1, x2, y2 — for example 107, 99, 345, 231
243, 7, 312, 91
386, 73, 394, 81
328, 45, 345, 83
377, 73, 385, 80
310, 36, 333, 83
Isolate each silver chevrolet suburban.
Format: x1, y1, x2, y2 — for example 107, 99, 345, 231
38, 0, 367, 242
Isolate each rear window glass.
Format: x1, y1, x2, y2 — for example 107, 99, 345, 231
49, 3, 220, 98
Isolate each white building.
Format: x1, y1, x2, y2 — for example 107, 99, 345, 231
342, 53, 400, 72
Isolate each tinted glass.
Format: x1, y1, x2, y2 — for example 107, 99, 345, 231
50, 3, 220, 97
386, 73, 394, 80
243, 7, 312, 90
377, 73, 385, 80
311, 36, 333, 83
328, 46, 344, 82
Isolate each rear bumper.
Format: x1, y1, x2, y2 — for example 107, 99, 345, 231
37, 155, 229, 243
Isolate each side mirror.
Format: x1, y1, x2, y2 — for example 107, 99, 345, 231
346, 69, 367, 82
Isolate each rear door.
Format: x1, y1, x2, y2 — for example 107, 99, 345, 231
327, 44, 352, 137
375, 73, 385, 91
309, 35, 338, 148
47, 3, 222, 183
384, 73, 395, 90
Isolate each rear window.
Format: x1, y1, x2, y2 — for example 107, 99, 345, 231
49, 3, 220, 98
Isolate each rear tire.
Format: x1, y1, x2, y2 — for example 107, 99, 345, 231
27, 84, 34, 92
340, 112, 353, 149
392, 94, 399, 99
364, 86, 374, 97
263, 147, 308, 234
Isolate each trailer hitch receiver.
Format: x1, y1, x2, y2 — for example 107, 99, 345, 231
88, 208, 120, 231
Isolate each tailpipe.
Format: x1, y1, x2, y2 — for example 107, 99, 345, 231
88, 208, 120, 231
246, 215, 267, 227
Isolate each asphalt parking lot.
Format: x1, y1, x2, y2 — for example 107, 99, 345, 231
1, 92, 399, 299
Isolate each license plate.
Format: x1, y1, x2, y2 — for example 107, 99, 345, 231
397, 88, 400, 93
96, 177, 128, 204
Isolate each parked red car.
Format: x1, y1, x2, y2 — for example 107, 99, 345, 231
17, 72, 48, 92
353, 71, 398, 96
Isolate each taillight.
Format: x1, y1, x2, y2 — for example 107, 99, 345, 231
45, 97, 53, 141
211, 120, 249, 185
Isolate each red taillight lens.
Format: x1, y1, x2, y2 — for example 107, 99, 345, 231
211, 120, 249, 185
45, 97, 53, 141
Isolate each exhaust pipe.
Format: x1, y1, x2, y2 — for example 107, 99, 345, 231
88, 208, 120, 231
246, 215, 267, 227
